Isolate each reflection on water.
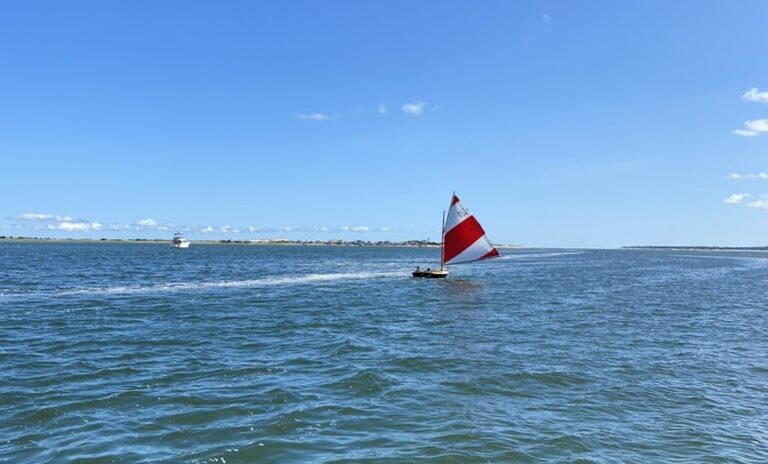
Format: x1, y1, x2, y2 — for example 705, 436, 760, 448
441, 278, 484, 302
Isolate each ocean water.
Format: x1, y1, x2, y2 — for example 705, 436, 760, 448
1, 243, 767, 463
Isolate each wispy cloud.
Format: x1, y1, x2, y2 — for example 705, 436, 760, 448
199, 225, 242, 234
733, 118, 768, 137
297, 113, 339, 121
18, 213, 58, 221
173, 224, 390, 235
742, 88, 768, 104
12, 212, 99, 232
104, 218, 172, 231
245, 226, 285, 233
727, 172, 768, 180
724, 193, 751, 204
294, 102, 434, 119
136, 218, 158, 227
733, 129, 759, 137
746, 119, 768, 132
542, 14, 552, 23
747, 197, 768, 209
13, 213, 75, 222
8, 212, 172, 233
49, 221, 103, 232
3, 212, 393, 236
402, 101, 425, 116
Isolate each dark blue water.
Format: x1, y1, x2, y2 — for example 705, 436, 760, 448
1, 243, 767, 463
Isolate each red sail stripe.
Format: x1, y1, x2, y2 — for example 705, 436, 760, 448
480, 248, 499, 260
443, 215, 486, 264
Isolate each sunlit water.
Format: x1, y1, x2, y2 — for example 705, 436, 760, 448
1, 243, 767, 463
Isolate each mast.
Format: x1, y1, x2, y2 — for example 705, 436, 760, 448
441, 191, 454, 269
440, 209, 446, 270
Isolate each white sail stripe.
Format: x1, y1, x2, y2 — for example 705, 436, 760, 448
444, 234, 495, 265
443, 201, 471, 234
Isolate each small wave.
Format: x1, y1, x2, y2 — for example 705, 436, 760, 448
671, 253, 768, 266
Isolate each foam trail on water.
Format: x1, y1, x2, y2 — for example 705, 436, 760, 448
496, 251, 584, 260
3, 271, 403, 300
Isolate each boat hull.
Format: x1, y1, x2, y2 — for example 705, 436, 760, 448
412, 270, 449, 278
171, 242, 190, 248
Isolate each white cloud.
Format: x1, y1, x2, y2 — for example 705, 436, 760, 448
402, 101, 425, 116
136, 218, 158, 227
297, 113, 338, 121
733, 119, 768, 137
724, 193, 751, 204
15, 213, 75, 222
199, 225, 241, 234
239, 225, 388, 234
18, 213, 56, 221
2, 213, 393, 237
378, 104, 387, 114
106, 218, 173, 231
329, 225, 389, 233
727, 172, 768, 180
742, 88, 768, 104
104, 223, 131, 231
9, 212, 106, 232
52, 221, 103, 232
745, 119, 768, 132
747, 198, 768, 209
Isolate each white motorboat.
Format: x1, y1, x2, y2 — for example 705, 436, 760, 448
171, 232, 191, 248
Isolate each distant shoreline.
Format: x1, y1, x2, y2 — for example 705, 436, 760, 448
622, 246, 768, 252
5, 236, 764, 251
0, 236, 522, 248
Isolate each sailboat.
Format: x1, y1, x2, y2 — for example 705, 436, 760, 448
413, 193, 499, 278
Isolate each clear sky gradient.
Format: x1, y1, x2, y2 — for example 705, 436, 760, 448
2, 1, 768, 247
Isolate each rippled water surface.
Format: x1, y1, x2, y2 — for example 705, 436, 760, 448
2, 243, 767, 463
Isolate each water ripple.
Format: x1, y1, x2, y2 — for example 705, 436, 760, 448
1, 244, 767, 462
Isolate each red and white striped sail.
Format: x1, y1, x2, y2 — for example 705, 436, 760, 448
441, 194, 499, 265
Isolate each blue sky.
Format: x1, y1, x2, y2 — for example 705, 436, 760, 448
2, 1, 768, 247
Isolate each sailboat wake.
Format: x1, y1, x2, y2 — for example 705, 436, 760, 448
4, 271, 403, 300
495, 251, 584, 260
